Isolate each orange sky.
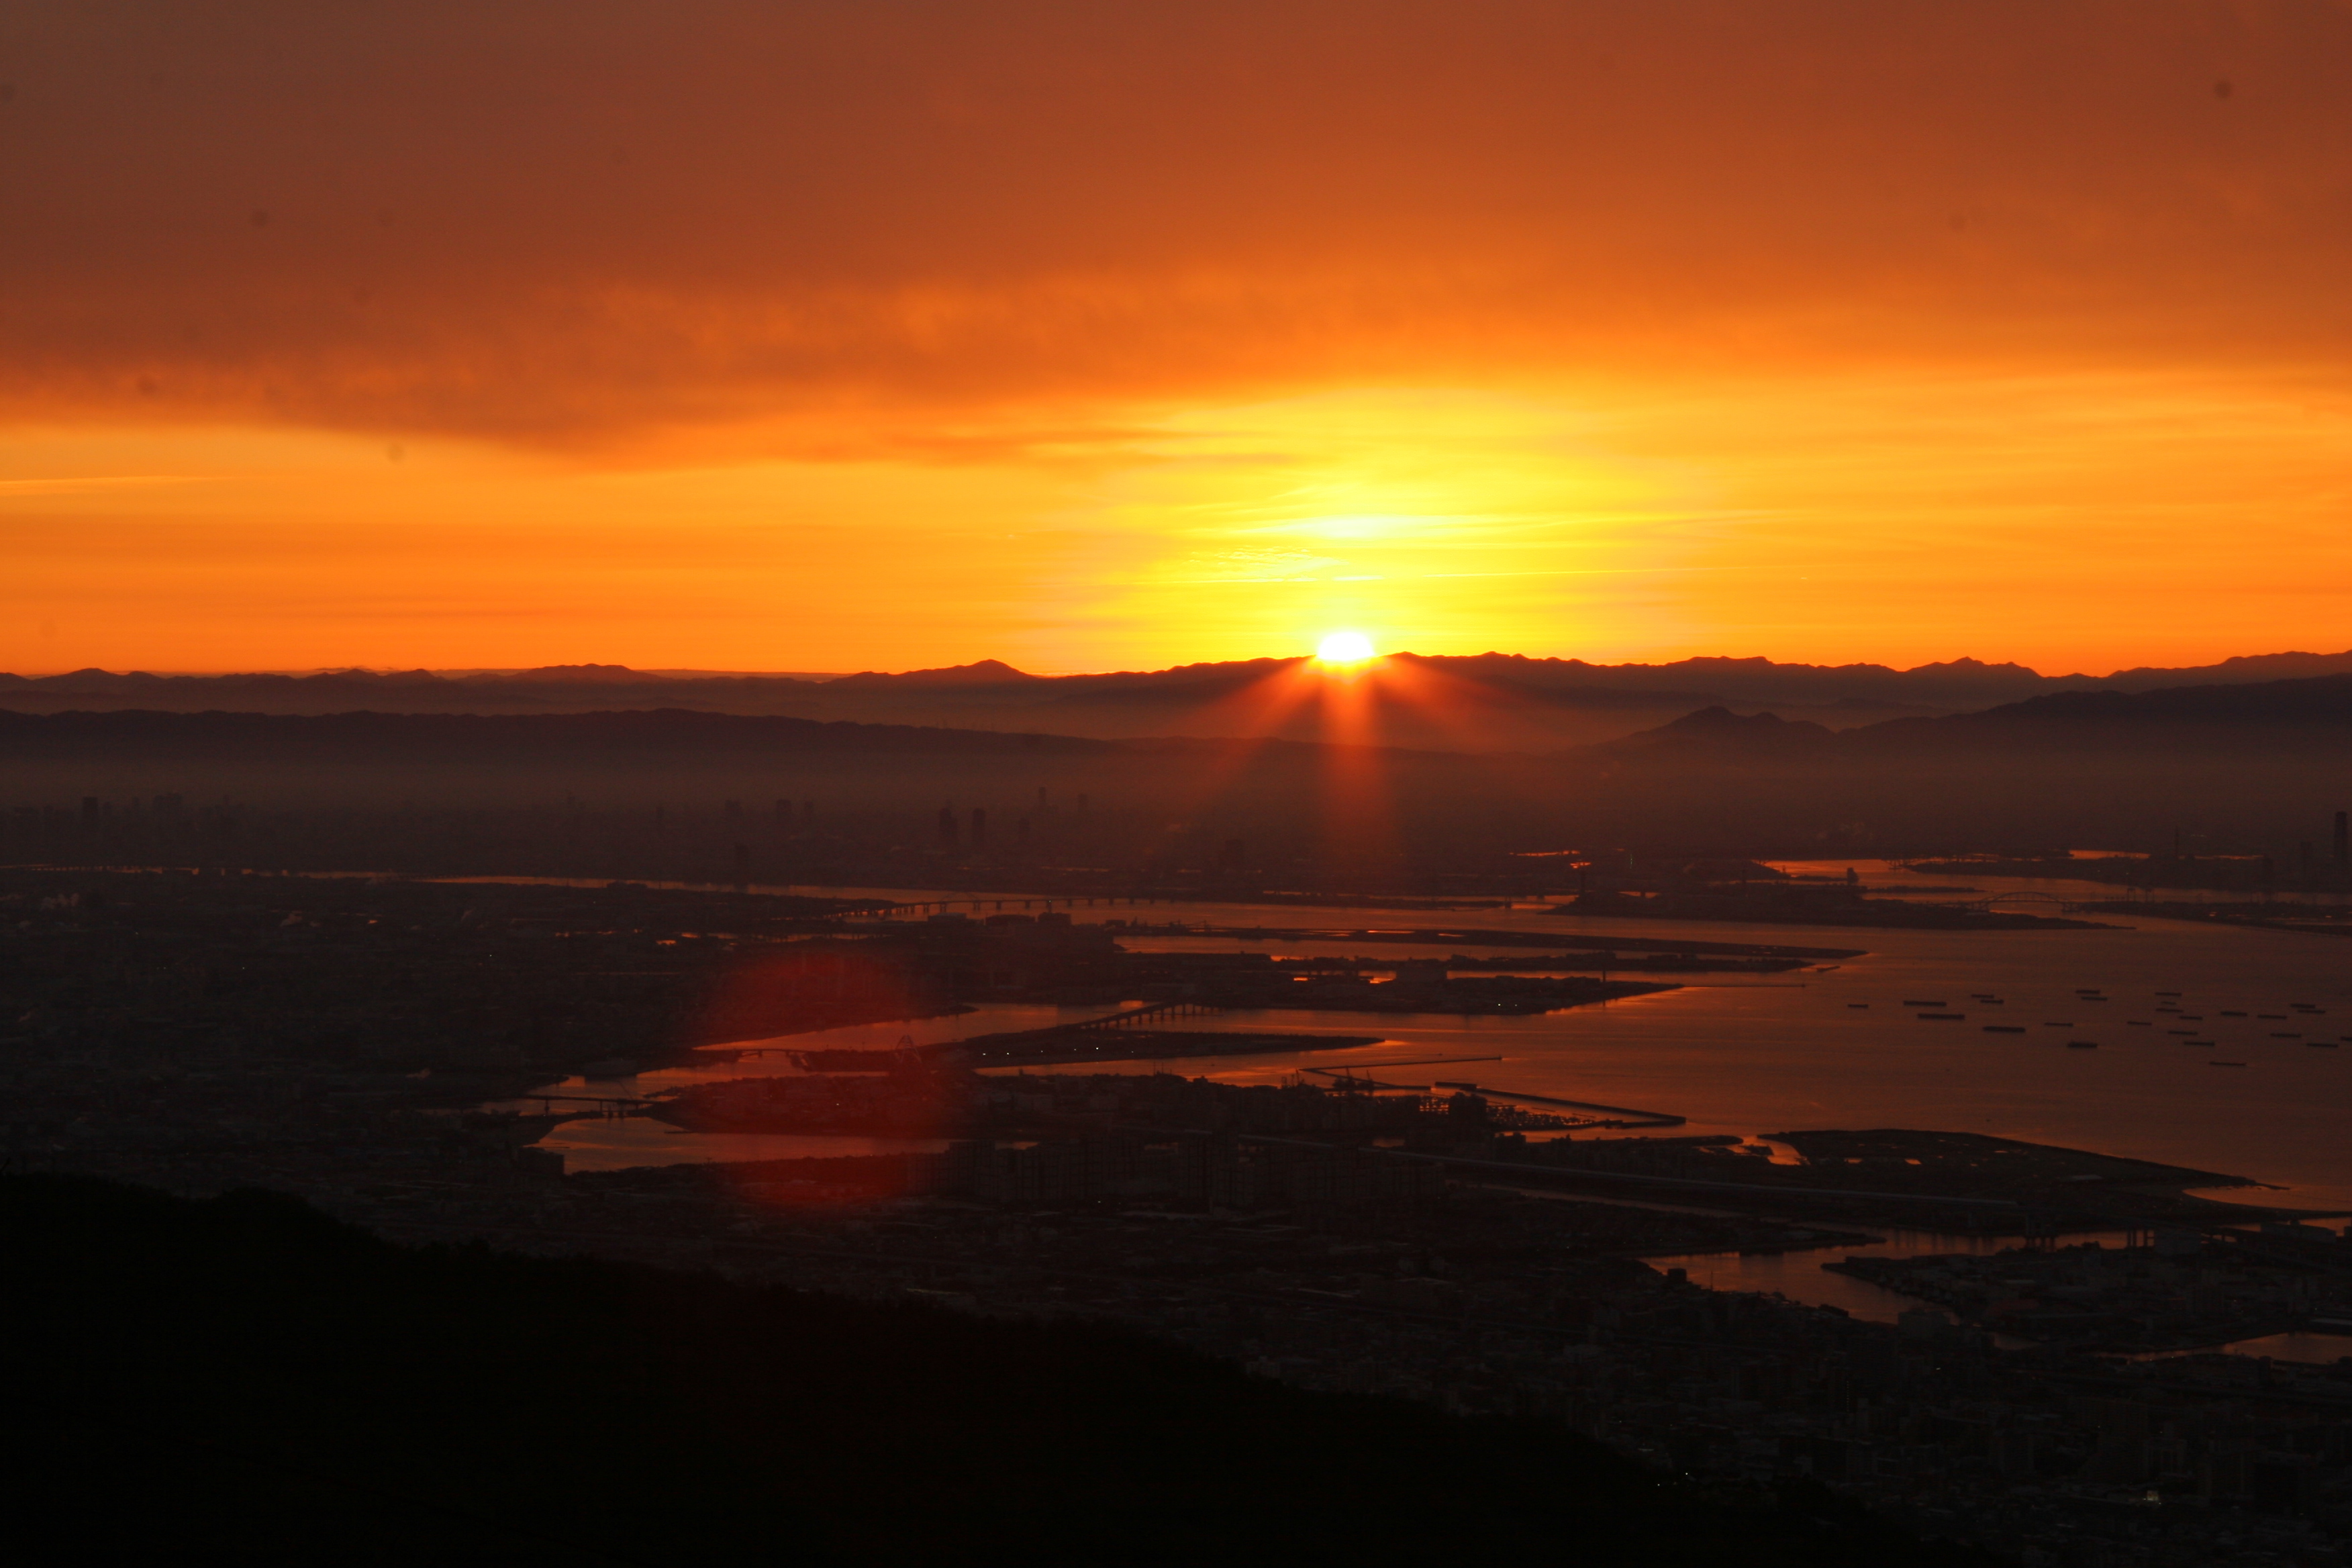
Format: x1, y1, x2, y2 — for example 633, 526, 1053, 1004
5, 1, 2350, 675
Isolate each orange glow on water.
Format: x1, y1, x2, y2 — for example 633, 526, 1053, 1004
692, 947, 965, 1210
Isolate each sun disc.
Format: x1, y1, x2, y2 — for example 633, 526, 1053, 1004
1316, 630, 1375, 664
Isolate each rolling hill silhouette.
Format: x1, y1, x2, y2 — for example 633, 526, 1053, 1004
6, 673, 2349, 862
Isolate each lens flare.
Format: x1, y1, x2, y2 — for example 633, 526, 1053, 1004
1316, 630, 1375, 664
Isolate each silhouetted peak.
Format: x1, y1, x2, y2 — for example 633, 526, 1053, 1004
311, 667, 448, 683
1960, 673, 2352, 726
1671, 655, 1830, 671
488, 664, 655, 683
834, 658, 1037, 686
2102, 648, 2352, 691
1665, 705, 1775, 730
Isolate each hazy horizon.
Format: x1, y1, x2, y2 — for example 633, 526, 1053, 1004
13, 641, 2352, 683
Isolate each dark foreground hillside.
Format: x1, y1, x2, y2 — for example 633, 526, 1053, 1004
4, 1175, 1994, 1567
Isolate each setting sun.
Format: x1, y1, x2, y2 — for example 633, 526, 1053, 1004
1316, 631, 1376, 665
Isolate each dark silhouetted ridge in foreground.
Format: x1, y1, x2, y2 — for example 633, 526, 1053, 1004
7, 1174, 1988, 1567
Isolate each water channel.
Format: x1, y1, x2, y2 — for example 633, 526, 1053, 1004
509, 860, 2352, 1356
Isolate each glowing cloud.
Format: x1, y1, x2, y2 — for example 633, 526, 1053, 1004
5, 3, 2352, 673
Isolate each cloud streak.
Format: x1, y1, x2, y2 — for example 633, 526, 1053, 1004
6, 2, 2351, 675
6, 1, 2350, 444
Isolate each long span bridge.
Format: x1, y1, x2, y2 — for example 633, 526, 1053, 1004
1941, 891, 2102, 916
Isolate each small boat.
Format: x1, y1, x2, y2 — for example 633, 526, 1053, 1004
1902, 999, 1946, 1007
2309, 1041, 2339, 1048
1847, 1002, 1870, 1008
2066, 1040, 2099, 1049
1918, 1012, 1965, 1020
1983, 1025, 2025, 1034
2271, 1032, 2303, 1039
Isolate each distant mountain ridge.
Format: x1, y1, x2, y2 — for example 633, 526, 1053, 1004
831, 658, 1038, 687
1602, 673, 2352, 758
7, 648, 2352, 753
2101, 650, 2352, 689
7, 674, 2351, 861
15, 672, 2349, 769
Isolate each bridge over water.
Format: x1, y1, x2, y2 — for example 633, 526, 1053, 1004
1943, 890, 2102, 916
1065, 999, 1230, 1030
516, 1091, 656, 1117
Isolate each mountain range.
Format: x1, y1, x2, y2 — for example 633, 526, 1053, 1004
7, 671, 2349, 858
10, 646, 2352, 752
